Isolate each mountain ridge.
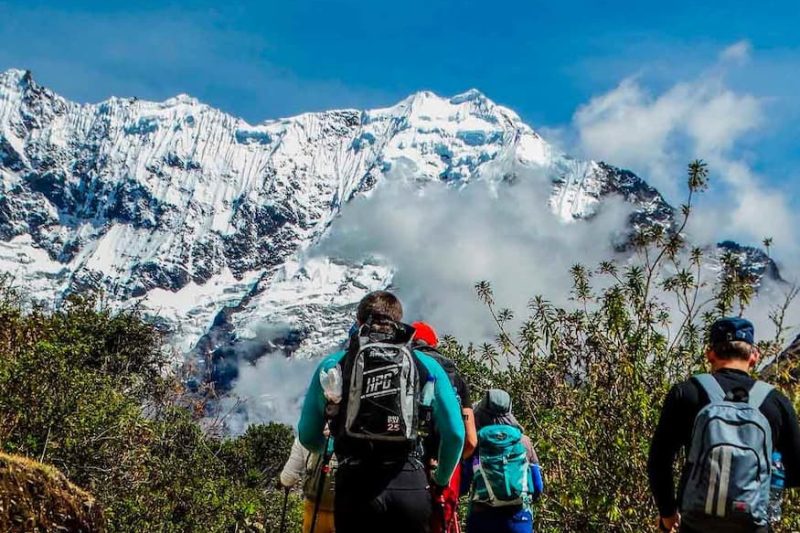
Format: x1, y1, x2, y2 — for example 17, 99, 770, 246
0, 68, 776, 363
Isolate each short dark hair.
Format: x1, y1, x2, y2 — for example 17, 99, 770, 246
356, 291, 403, 324
711, 340, 754, 361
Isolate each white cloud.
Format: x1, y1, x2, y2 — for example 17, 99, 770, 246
222, 352, 318, 434
714, 160, 795, 250
720, 40, 753, 64
686, 90, 761, 154
574, 76, 762, 198
574, 78, 680, 194
317, 167, 633, 344
570, 41, 799, 261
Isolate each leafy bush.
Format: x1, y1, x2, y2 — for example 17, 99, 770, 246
0, 286, 302, 532
444, 161, 800, 532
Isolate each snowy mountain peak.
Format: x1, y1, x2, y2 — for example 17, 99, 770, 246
0, 68, 773, 361
382, 87, 525, 132
165, 93, 200, 105
0, 68, 29, 88
450, 87, 486, 103
0, 69, 61, 106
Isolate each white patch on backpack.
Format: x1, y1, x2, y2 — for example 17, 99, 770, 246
362, 365, 400, 398
386, 416, 401, 432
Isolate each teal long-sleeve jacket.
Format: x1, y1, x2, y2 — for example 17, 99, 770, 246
298, 349, 465, 487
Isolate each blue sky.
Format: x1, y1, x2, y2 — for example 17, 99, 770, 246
3, 0, 797, 124
1, 0, 799, 254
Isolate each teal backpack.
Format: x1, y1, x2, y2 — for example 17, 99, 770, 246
471, 424, 533, 507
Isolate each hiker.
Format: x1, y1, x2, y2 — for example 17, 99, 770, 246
412, 321, 479, 533
298, 291, 465, 533
279, 435, 336, 533
462, 389, 544, 533
648, 317, 800, 533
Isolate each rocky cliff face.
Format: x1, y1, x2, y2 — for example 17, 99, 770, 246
0, 68, 775, 366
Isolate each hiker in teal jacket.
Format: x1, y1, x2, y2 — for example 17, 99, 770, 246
298, 291, 465, 533
298, 348, 464, 484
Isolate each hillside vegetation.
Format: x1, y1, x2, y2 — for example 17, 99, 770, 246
0, 281, 303, 532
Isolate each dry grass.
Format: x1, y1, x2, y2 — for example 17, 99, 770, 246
0, 452, 105, 532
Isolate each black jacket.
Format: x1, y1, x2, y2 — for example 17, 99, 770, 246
647, 368, 800, 517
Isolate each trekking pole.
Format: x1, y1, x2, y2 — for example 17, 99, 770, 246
279, 486, 289, 533
309, 433, 334, 533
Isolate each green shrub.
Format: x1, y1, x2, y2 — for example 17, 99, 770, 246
0, 285, 302, 532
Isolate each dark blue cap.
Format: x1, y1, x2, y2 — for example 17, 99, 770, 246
710, 317, 755, 345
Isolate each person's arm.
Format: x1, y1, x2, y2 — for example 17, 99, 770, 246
419, 353, 465, 487
298, 352, 344, 454
462, 407, 478, 458
280, 437, 310, 488
460, 456, 476, 497
455, 375, 477, 458
647, 385, 686, 519
775, 392, 800, 487
522, 435, 543, 499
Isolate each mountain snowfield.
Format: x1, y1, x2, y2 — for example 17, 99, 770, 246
0, 68, 772, 372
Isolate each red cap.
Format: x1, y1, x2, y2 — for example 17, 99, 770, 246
412, 321, 439, 348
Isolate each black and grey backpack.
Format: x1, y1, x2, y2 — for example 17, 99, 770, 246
334, 321, 428, 455
681, 373, 775, 532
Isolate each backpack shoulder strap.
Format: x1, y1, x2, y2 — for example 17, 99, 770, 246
694, 373, 725, 403
411, 348, 431, 387
748, 381, 775, 409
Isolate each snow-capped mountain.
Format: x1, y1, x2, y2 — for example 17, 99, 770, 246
0, 68, 774, 370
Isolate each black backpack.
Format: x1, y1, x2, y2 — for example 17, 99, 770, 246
414, 343, 461, 406
413, 343, 467, 462
333, 321, 429, 460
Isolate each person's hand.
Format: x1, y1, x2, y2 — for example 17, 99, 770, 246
658, 513, 680, 532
